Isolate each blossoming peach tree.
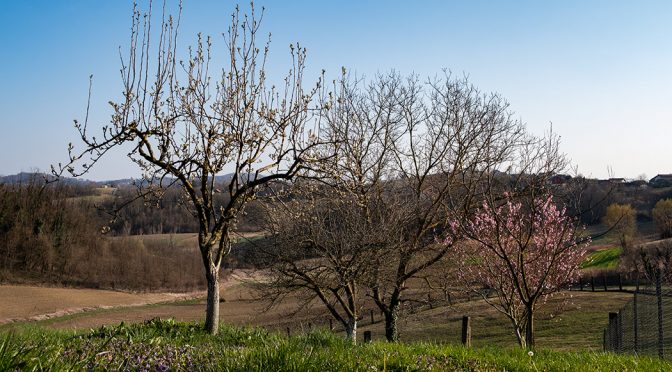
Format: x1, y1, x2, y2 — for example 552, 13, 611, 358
453, 193, 588, 349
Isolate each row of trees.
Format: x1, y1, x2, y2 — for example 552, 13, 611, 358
0, 179, 205, 290
572, 179, 672, 226
58, 1, 587, 348
103, 186, 199, 235
602, 198, 672, 250
99, 186, 261, 236
0, 180, 97, 278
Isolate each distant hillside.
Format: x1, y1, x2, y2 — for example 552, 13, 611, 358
0, 172, 263, 188
0, 172, 78, 185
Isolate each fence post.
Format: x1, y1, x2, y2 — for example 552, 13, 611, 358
603, 275, 608, 291
286, 326, 291, 337
329, 318, 334, 331
363, 330, 372, 343
608, 312, 618, 351
608, 313, 618, 351
633, 282, 639, 354
462, 316, 472, 347
616, 309, 623, 352
591, 276, 595, 292
657, 268, 664, 359
370, 309, 375, 324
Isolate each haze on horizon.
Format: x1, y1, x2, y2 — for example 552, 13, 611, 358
1, 0, 670, 181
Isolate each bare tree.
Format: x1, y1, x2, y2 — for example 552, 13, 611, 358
254, 72, 406, 342
257, 186, 403, 343
54, 2, 332, 334
652, 199, 672, 239
603, 203, 637, 249
366, 74, 566, 342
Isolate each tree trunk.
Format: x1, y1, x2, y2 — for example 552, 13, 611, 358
525, 307, 535, 349
345, 317, 358, 344
384, 304, 400, 342
204, 264, 220, 335
512, 319, 526, 349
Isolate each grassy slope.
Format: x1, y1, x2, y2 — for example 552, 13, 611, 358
2, 320, 670, 371
66, 187, 117, 204
367, 291, 632, 352
581, 246, 623, 269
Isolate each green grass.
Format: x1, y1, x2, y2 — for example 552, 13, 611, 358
1, 319, 669, 371
380, 291, 634, 352
581, 246, 623, 269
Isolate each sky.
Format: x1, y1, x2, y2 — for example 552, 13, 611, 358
1, 1, 670, 181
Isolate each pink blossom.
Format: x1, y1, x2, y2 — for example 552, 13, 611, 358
451, 193, 588, 348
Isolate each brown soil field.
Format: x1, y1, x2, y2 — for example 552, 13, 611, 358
0, 285, 203, 324
37, 270, 330, 332
0, 269, 325, 329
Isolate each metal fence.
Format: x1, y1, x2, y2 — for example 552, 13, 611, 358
604, 272, 672, 359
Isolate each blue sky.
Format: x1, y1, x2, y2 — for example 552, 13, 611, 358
1, 1, 670, 180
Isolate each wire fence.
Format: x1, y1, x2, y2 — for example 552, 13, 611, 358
603, 270, 672, 359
